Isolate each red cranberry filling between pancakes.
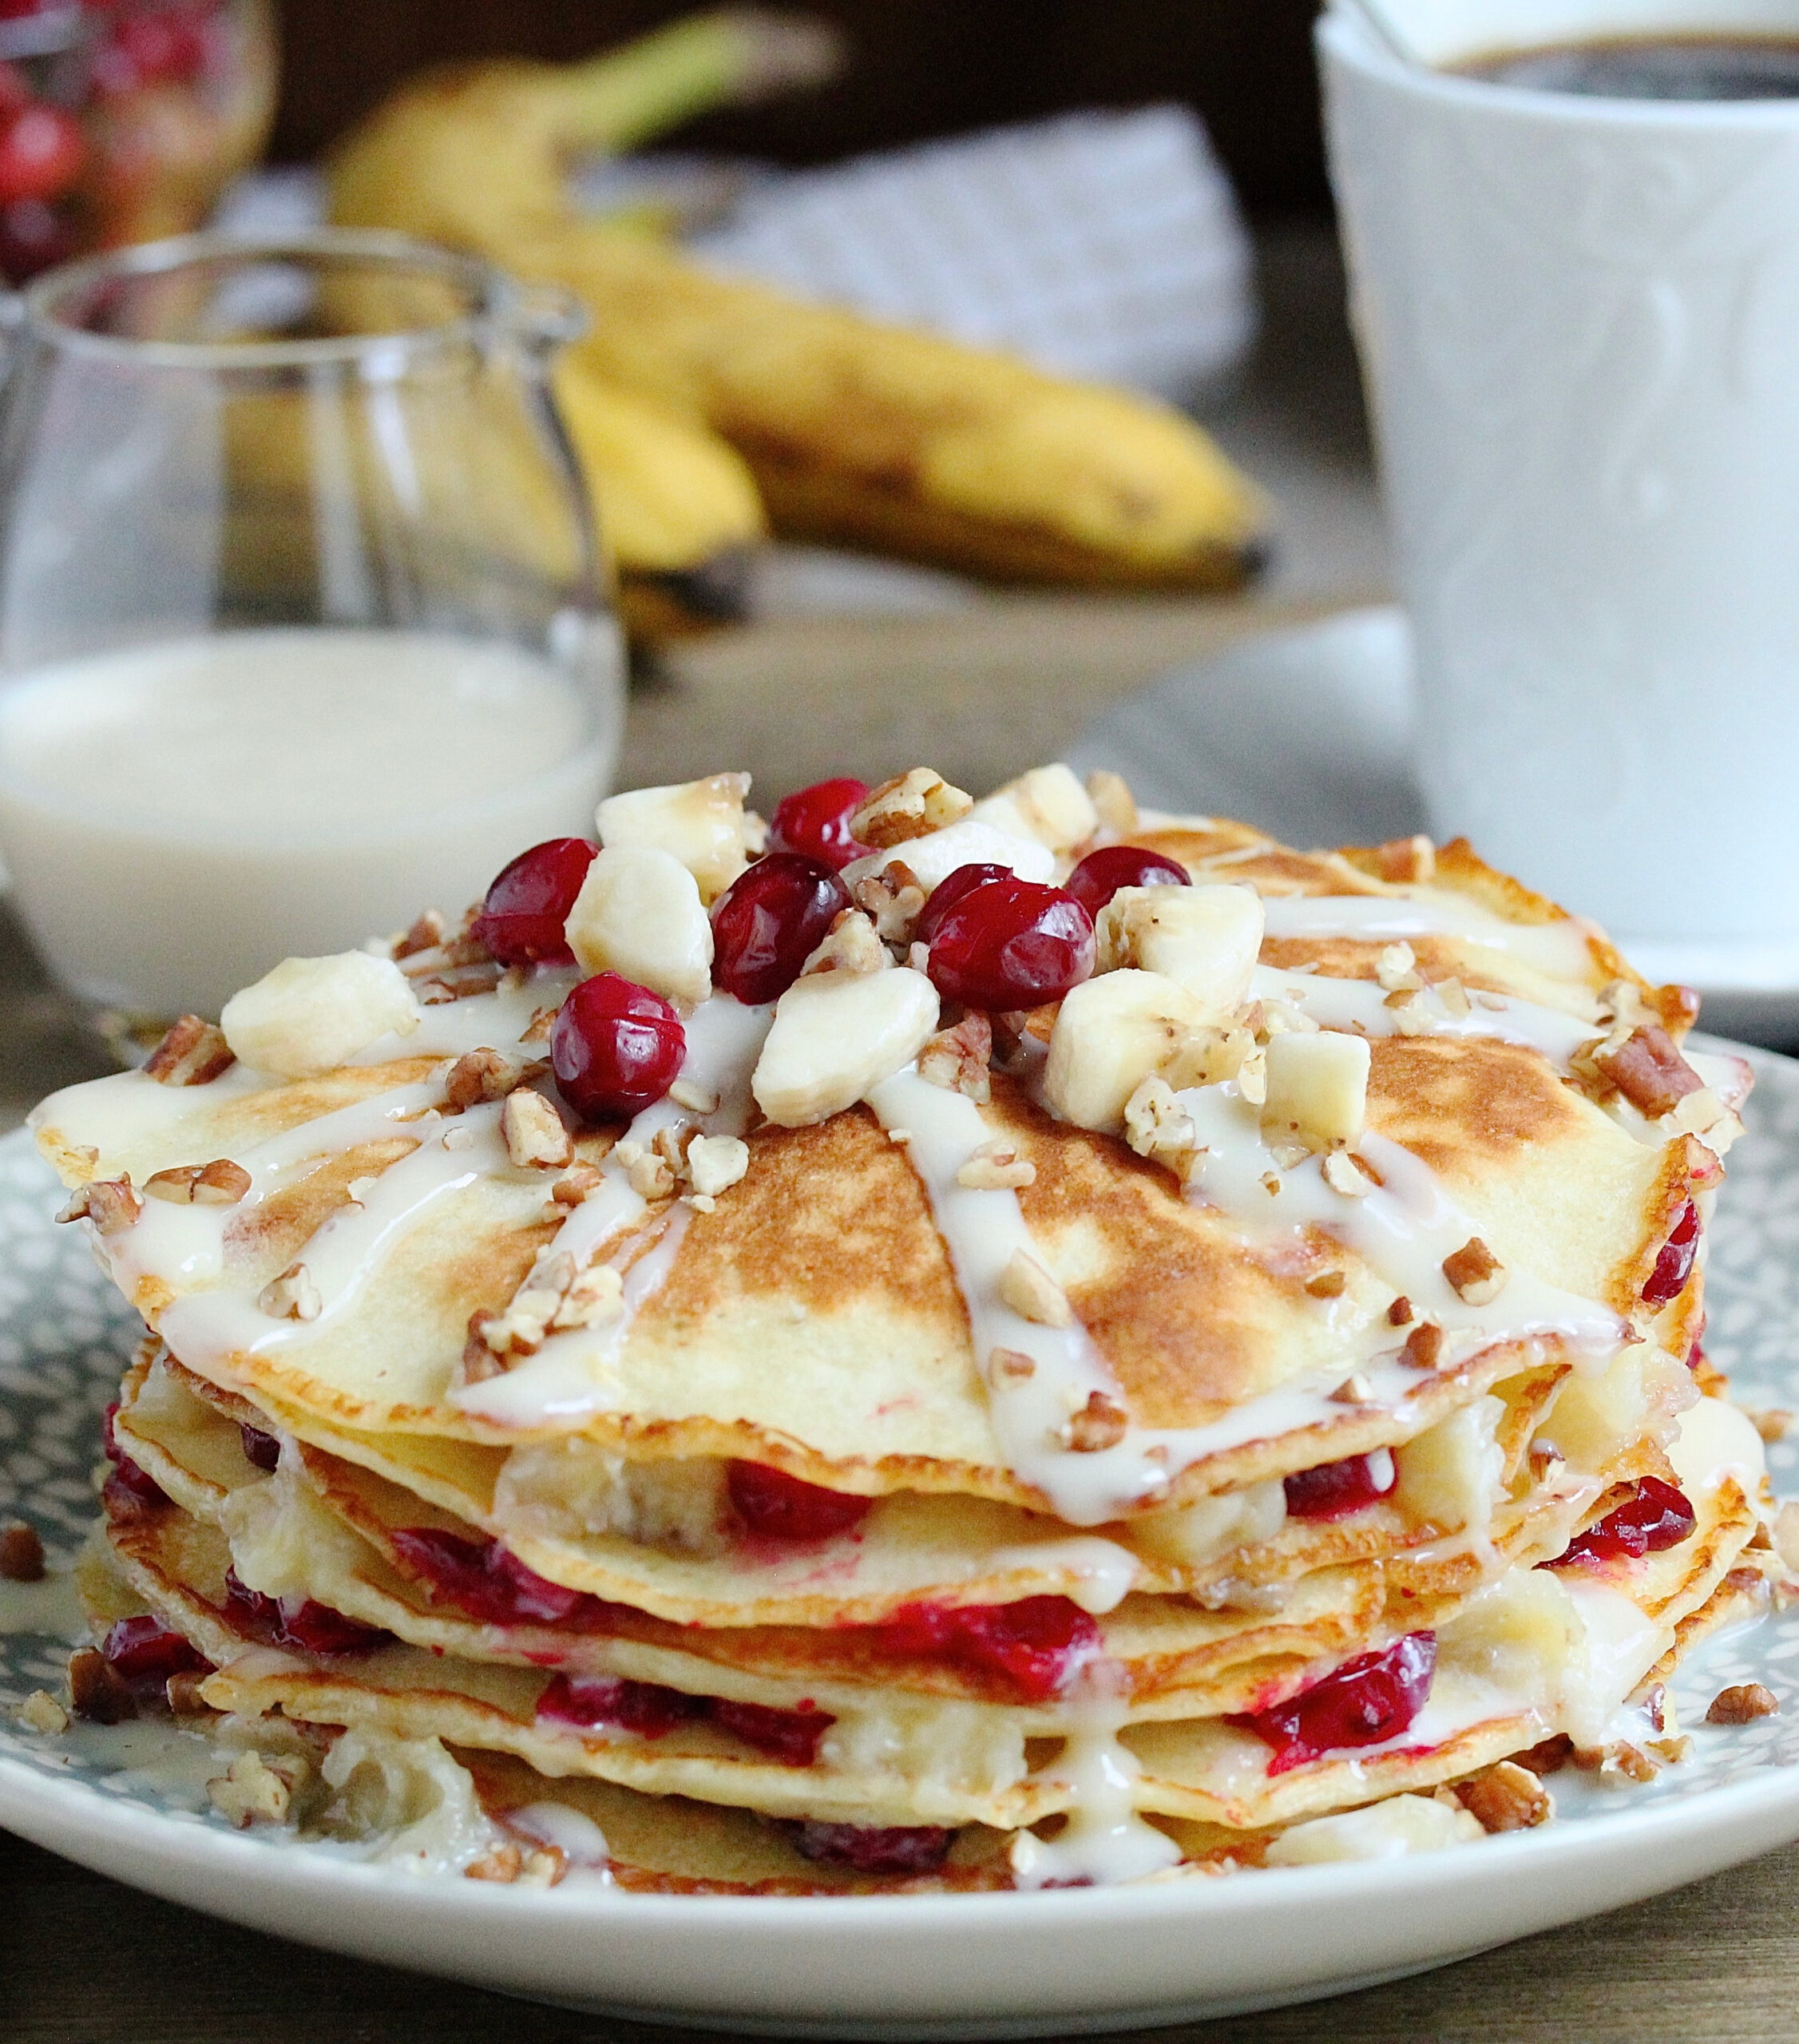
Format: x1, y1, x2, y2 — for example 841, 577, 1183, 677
1543, 1476, 1696, 1568
870, 1596, 1100, 1704
1282, 1450, 1396, 1522
101, 1614, 211, 1691
727, 1460, 874, 1542
222, 1568, 392, 1656
1642, 1200, 1700, 1309
783, 1819, 955, 1874
1235, 1631, 1437, 1774
537, 1674, 834, 1765
389, 1527, 615, 1629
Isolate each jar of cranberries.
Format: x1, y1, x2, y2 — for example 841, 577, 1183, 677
0, 0, 277, 284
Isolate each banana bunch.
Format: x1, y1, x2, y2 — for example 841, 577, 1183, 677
327, 10, 1269, 624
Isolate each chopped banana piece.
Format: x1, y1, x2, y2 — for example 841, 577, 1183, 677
221, 952, 419, 1079
752, 967, 940, 1127
565, 845, 713, 1004
596, 773, 754, 903
1262, 1031, 1370, 1153
1044, 969, 1205, 1133
968, 764, 1098, 852
1096, 882, 1263, 1018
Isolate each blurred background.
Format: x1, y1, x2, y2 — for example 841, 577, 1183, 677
268, 2, 1332, 215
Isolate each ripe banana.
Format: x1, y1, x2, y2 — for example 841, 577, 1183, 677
327, 22, 1269, 591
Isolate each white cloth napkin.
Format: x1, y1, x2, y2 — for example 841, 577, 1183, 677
688, 106, 1255, 402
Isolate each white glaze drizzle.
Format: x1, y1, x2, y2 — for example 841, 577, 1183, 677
450, 995, 774, 1429
1258, 894, 1597, 982
1249, 964, 1596, 1066
1010, 1696, 1182, 1888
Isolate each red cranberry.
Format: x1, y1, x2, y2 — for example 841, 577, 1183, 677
537, 1673, 697, 1739
1065, 845, 1191, 916
727, 1461, 873, 1542
771, 778, 870, 869
914, 863, 1012, 948
223, 1569, 390, 1655
472, 838, 596, 968
1283, 1451, 1397, 1522
709, 1697, 834, 1765
1642, 1200, 1700, 1309
238, 1423, 281, 1472
925, 877, 1095, 1012
1546, 1476, 1695, 1567
101, 1615, 209, 1690
873, 1597, 1100, 1704
101, 1402, 166, 1508
1238, 1631, 1436, 1774
390, 1527, 590, 1626
94, 10, 210, 93
785, 1820, 954, 1874
711, 854, 851, 1005
552, 973, 685, 1123
0, 104, 83, 207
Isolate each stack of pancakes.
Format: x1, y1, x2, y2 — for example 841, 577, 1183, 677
34, 766, 1773, 1891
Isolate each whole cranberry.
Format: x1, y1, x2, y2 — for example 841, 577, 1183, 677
1642, 1199, 1700, 1309
1546, 1476, 1695, 1567
771, 777, 870, 869
472, 838, 596, 967
101, 1614, 209, 1689
552, 973, 685, 1123
0, 104, 82, 207
1238, 1630, 1436, 1774
728, 1460, 873, 1541
537, 1673, 696, 1738
925, 877, 1095, 1012
914, 863, 1012, 949
1283, 1450, 1397, 1522
1065, 844, 1191, 916
711, 854, 850, 1005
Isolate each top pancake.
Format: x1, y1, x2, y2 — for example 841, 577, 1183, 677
32, 797, 1727, 1519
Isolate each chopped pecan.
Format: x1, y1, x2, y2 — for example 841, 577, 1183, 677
520, 1004, 560, 1046
1453, 1760, 1552, 1832
989, 1346, 1037, 1384
998, 1249, 1072, 1329
852, 859, 926, 945
68, 1646, 135, 1725
460, 1309, 506, 1384
57, 1178, 141, 1234
917, 1013, 993, 1103
956, 1137, 1035, 1190
1441, 1236, 1506, 1305
1066, 1390, 1129, 1452
144, 1159, 251, 1206
850, 768, 973, 849
1595, 1025, 1706, 1119
259, 1262, 321, 1321
1304, 1270, 1346, 1300
803, 908, 887, 976
1328, 1373, 1375, 1405
1, 1519, 46, 1582
502, 1090, 573, 1170
15, 1689, 69, 1734
1706, 1682, 1779, 1725
145, 1014, 236, 1086
445, 1048, 522, 1109
1400, 1321, 1446, 1370
393, 909, 448, 960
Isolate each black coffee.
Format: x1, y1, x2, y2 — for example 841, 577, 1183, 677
1457, 35, 1799, 99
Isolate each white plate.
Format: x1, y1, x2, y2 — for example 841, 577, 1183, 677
5, 1089, 1799, 2039
1068, 606, 1799, 1046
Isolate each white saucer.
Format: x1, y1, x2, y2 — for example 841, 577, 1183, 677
1070, 606, 1799, 1046
7, 1091, 1799, 2035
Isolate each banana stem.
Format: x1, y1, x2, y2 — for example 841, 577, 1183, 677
541, 8, 844, 154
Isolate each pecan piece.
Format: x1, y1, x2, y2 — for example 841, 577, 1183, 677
1595, 1025, 1706, 1119
502, 1090, 573, 1170
1441, 1236, 1506, 1305
850, 769, 973, 849
918, 1012, 993, 1103
1453, 1761, 1553, 1832
1066, 1390, 1129, 1452
68, 1646, 135, 1725
145, 1014, 236, 1086
144, 1159, 251, 1206
445, 1048, 521, 1109
1706, 1682, 1779, 1725
1, 1519, 45, 1582
998, 1249, 1072, 1329
1400, 1321, 1446, 1370
56, 1178, 141, 1234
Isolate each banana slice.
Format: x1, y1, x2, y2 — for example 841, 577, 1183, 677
753, 967, 940, 1127
1043, 969, 1205, 1133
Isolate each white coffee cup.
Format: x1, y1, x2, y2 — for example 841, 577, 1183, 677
1319, 1, 1799, 954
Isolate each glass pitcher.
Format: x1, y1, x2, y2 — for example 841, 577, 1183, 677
0, 228, 624, 1030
